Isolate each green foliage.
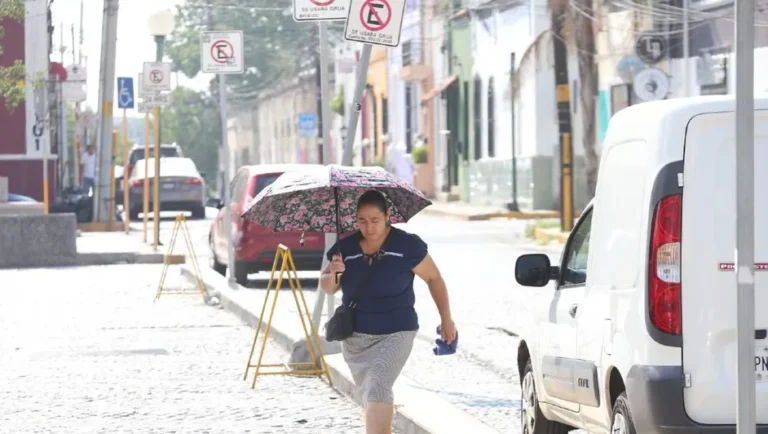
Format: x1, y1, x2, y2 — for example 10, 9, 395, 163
411, 146, 428, 164
0, 0, 26, 110
159, 86, 221, 186
330, 87, 344, 116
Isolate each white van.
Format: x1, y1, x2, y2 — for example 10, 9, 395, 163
514, 95, 767, 434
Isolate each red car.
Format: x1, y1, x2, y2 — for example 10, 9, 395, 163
208, 164, 327, 285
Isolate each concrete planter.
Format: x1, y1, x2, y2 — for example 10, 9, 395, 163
413, 163, 434, 197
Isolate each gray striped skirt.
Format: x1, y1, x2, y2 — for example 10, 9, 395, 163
342, 330, 417, 405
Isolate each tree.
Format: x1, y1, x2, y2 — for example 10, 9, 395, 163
513, 0, 599, 198
160, 86, 221, 186
0, 0, 26, 110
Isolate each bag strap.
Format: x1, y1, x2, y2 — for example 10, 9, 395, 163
346, 228, 394, 308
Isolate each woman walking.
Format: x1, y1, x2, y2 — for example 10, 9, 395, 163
320, 190, 456, 434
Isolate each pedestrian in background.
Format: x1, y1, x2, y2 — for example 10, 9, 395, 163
80, 144, 96, 192
385, 141, 414, 186
320, 189, 457, 434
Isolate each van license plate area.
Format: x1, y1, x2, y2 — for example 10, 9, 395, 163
757, 346, 768, 382
162, 183, 175, 190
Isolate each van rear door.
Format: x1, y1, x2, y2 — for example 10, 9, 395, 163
680, 110, 768, 424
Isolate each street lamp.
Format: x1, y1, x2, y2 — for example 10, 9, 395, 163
147, 9, 174, 249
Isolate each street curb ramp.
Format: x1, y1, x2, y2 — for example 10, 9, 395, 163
180, 266, 499, 434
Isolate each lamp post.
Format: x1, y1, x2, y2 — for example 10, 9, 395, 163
147, 9, 175, 249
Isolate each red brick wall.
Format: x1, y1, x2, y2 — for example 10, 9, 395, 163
0, 17, 26, 155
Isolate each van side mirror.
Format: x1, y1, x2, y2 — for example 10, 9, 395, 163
515, 254, 559, 287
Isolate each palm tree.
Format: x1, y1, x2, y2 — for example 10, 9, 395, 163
513, 0, 600, 198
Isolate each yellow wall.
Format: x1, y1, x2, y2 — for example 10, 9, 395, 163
366, 46, 389, 160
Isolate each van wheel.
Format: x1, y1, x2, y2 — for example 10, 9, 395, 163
521, 359, 571, 434
611, 392, 637, 434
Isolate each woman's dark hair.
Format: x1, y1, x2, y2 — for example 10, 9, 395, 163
357, 190, 388, 214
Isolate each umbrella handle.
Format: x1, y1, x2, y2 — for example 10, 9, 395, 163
335, 271, 343, 284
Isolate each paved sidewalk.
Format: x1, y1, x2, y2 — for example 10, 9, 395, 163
421, 201, 560, 221
0, 265, 376, 434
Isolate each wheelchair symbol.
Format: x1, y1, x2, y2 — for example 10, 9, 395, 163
119, 79, 134, 108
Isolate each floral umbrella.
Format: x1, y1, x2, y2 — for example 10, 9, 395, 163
241, 165, 432, 234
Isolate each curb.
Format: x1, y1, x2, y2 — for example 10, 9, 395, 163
532, 227, 569, 245
179, 266, 500, 434
421, 206, 563, 222
74, 252, 169, 266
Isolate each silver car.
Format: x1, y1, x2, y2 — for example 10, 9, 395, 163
127, 157, 206, 220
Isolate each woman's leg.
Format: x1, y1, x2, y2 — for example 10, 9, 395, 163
365, 402, 394, 434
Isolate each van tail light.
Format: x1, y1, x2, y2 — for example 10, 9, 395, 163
184, 177, 203, 186
649, 194, 682, 335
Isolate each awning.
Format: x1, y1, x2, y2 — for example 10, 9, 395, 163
420, 75, 458, 104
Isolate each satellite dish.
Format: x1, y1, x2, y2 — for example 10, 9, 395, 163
616, 55, 647, 84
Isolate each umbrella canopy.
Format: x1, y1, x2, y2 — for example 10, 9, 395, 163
242, 165, 431, 234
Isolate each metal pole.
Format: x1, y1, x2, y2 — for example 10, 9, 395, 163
143, 113, 150, 242
153, 107, 161, 250
42, 81, 49, 214
219, 74, 235, 284
94, 0, 119, 222
153, 35, 165, 247
122, 108, 130, 232
109, 130, 117, 226
311, 21, 338, 329
735, 0, 756, 432
507, 52, 519, 211
551, 5, 574, 233
682, 0, 690, 97
341, 44, 372, 166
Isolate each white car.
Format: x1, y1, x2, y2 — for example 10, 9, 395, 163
514, 95, 768, 434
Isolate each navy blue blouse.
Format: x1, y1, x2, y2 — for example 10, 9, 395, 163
326, 226, 428, 335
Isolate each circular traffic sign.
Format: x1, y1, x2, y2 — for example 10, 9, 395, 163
359, 0, 391, 32
310, 0, 335, 6
632, 67, 669, 101
635, 32, 668, 65
210, 40, 235, 64
149, 69, 164, 84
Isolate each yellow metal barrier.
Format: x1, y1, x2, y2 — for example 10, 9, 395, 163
154, 213, 205, 302
243, 244, 332, 389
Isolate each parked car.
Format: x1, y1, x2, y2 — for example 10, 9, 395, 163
513, 95, 768, 434
8, 193, 36, 202
125, 143, 183, 178
208, 164, 326, 285
127, 157, 206, 220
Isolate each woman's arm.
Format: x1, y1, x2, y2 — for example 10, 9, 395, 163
319, 262, 341, 295
413, 254, 453, 322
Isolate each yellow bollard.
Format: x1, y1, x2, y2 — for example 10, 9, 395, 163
243, 245, 332, 389
108, 130, 118, 227
122, 108, 130, 234
143, 113, 150, 243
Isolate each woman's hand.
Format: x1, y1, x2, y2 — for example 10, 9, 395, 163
440, 318, 457, 345
329, 254, 345, 274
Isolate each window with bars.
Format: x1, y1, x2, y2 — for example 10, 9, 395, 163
473, 76, 482, 161
487, 77, 495, 158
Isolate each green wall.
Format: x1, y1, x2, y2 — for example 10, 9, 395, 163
449, 16, 473, 201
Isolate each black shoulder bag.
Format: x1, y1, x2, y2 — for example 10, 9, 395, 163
324, 257, 380, 342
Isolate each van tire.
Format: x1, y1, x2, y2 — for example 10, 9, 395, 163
611, 392, 637, 434
521, 359, 572, 434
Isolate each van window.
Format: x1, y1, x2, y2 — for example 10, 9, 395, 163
561, 210, 592, 286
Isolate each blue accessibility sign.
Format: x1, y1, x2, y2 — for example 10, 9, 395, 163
117, 77, 135, 109
297, 112, 318, 139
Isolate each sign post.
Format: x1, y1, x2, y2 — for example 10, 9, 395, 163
142, 62, 172, 250
117, 77, 134, 233
734, 0, 756, 432
201, 30, 244, 285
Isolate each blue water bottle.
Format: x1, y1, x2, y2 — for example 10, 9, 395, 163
433, 325, 458, 355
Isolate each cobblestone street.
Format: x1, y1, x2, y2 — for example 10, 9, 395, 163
0, 265, 371, 434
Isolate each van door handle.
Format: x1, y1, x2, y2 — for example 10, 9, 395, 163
569, 304, 578, 317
